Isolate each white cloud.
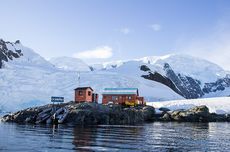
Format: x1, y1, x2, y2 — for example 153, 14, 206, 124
73, 46, 113, 59
120, 28, 130, 34
150, 24, 161, 31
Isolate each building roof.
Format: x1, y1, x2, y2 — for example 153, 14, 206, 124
74, 87, 93, 91
102, 88, 139, 95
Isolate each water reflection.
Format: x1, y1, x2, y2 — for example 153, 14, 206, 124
72, 125, 144, 151
1, 122, 230, 151
144, 122, 210, 151
72, 126, 97, 151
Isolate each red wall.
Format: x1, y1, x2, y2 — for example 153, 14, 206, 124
102, 94, 137, 104
75, 88, 93, 103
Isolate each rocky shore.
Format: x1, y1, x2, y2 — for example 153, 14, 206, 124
157, 105, 230, 122
1, 102, 230, 125
0, 102, 155, 125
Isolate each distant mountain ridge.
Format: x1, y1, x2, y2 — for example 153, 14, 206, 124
94, 54, 230, 99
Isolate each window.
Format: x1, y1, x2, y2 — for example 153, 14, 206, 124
112, 96, 118, 101
78, 91, 83, 96
88, 91, 91, 96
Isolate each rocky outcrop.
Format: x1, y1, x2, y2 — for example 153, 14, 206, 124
141, 63, 230, 99
2, 104, 230, 124
141, 70, 181, 96
159, 105, 230, 122
0, 39, 23, 68
203, 76, 230, 94
169, 106, 209, 122
1, 102, 156, 125
141, 63, 204, 99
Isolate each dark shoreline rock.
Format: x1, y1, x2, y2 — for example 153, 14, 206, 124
1, 104, 230, 125
157, 105, 230, 122
0, 102, 155, 125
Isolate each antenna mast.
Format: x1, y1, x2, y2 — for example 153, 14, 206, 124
77, 71, 80, 87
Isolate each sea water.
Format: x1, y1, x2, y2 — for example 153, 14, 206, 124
0, 122, 230, 151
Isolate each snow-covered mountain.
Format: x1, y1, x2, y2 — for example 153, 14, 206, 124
0, 39, 22, 68
1, 38, 230, 112
49, 56, 91, 71
0, 39, 54, 69
0, 39, 182, 111
90, 54, 230, 99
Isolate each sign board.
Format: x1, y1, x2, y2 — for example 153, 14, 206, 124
51, 96, 64, 103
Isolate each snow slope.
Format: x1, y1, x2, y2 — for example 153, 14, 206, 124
4, 41, 54, 69
151, 54, 226, 83
147, 97, 230, 114
49, 57, 91, 71
0, 67, 183, 111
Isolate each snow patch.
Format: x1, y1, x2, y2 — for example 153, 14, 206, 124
147, 97, 230, 114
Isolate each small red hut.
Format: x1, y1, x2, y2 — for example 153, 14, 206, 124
74, 87, 98, 103
102, 88, 145, 106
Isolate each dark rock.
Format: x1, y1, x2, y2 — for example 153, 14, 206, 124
0, 39, 23, 68
188, 105, 209, 116
169, 105, 210, 122
1, 102, 155, 125
140, 65, 150, 71
141, 71, 181, 96
155, 106, 230, 122
162, 113, 171, 121
89, 66, 94, 71
142, 106, 155, 121
163, 63, 204, 99
141, 63, 204, 99
225, 114, 230, 122
3, 104, 230, 124
203, 77, 230, 93
208, 113, 226, 122
15, 40, 20, 44
159, 107, 171, 112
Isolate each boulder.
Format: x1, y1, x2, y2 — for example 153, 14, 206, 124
169, 105, 210, 122
225, 114, 230, 122
208, 113, 226, 122
141, 106, 155, 121
162, 113, 171, 121
159, 107, 171, 113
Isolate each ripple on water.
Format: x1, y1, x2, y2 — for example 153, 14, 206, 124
1, 122, 230, 151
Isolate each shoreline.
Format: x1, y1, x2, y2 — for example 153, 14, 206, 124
1, 102, 230, 125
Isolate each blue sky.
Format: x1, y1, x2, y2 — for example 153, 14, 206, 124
1, 0, 230, 69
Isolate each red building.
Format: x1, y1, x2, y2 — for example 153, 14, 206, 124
74, 87, 98, 103
102, 88, 145, 106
